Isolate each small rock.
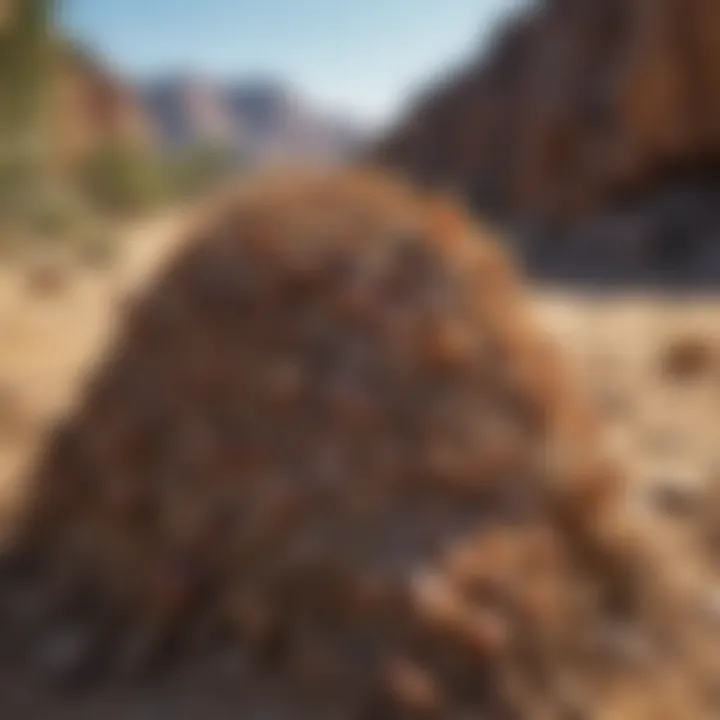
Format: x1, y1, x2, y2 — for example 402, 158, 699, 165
658, 336, 717, 382
642, 427, 686, 456
34, 623, 100, 688
383, 656, 443, 715
595, 622, 654, 669
700, 588, 720, 622
647, 480, 699, 518
24, 260, 72, 298
0, 385, 33, 444
594, 388, 632, 420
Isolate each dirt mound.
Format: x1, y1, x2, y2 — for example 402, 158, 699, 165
0, 171, 714, 717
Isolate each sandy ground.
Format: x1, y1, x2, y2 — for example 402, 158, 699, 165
0, 210, 192, 540
537, 291, 720, 499
535, 291, 720, 602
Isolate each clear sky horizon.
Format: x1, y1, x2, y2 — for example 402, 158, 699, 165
61, 0, 528, 128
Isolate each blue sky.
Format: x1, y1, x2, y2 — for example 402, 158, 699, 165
61, 0, 527, 127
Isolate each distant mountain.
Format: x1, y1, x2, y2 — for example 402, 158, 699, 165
139, 76, 235, 150
139, 76, 362, 167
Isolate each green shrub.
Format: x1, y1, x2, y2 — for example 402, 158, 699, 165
80, 142, 166, 216
0, 153, 36, 219
0, 154, 91, 251
75, 227, 120, 270
164, 143, 239, 200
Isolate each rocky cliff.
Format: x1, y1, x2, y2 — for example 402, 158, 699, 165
51, 43, 156, 170
380, 0, 720, 285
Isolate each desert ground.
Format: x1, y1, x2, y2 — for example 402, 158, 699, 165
0, 210, 191, 542
537, 291, 720, 593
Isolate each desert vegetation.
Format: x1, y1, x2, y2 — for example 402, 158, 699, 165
0, 0, 241, 270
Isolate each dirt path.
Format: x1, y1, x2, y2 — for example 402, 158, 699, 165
0, 210, 192, 538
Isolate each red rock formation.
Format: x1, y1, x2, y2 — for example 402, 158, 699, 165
51, 44, 156, 170
380, 0, 720, 225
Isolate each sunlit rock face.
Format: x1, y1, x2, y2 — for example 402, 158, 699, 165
379, 0, 720, 284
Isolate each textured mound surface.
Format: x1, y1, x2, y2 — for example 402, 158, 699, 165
1, 171, 712, 717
